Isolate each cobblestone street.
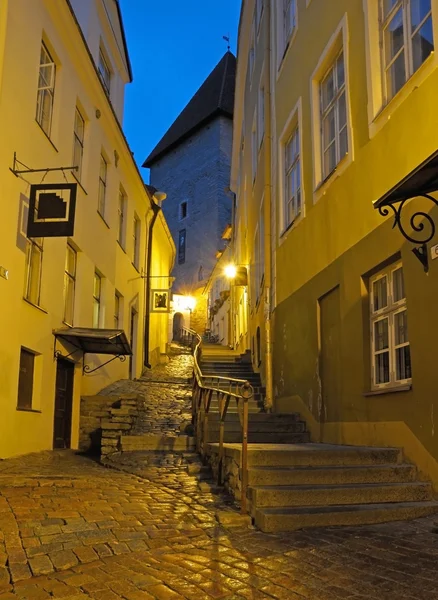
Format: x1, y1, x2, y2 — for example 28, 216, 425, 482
1, 451, 438, 599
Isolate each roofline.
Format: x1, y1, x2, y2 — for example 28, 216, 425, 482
114, 0, 133, 82
143, 107, 233, 168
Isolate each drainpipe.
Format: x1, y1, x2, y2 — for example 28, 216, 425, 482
143, 188, 166, 368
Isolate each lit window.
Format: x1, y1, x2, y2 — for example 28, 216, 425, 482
284, 126, 301, 228
73, 108, 85, 180
98, 49, 111, 94
24, 237, 43, 306
36, 42, 56, 136
178, 229, 186, 264
98, 154, 107, 217
17, 348, 35, 410
133, 215, 140, 269
380, 0, 433, 102
118, 188, 126, 247
63, 244, 76, 326
370, 263, 411, 388
320, 50, 347, 179
93, 272, 101, 328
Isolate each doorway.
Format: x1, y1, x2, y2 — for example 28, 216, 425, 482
129, 308, 138, 379
53, 359, 74, 449
173, 312, 183, 341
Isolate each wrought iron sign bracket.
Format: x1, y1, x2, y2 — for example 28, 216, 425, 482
378, 193, 438, 273
54, 345, 83, 362
83, 355, 127, 375
10, 152, 78, 177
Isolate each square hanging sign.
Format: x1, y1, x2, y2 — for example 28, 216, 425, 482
27, 183, 77, 238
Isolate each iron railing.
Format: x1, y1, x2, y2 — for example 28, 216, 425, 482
179, 326, 253, 513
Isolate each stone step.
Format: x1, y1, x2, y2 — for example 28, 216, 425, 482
121, 434, 195, 452
247, 464, 418, 486
254, 501, 438, 533
207, 413, 301, 422
206, 432, 310, 444
249, 481, 433, 508
235, 444, 403, 467
207, 422, 307, 433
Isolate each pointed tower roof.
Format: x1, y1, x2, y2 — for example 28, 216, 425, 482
143, 52, 236, 168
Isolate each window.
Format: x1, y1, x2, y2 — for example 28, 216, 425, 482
249, 21, 255, 76
98, 48, 111, 94
114, 292, 121, 329
93, 272, 101, 328
17, 349, 35, 410
321, 50, 347, 179
179, 201, 188, 220
380, 0, 433, 102
118, 188, 126, 247
63, 244, 76, 326
24, 237, 43, 306
73, 108, 85, 180
36, 42, 55, 136
258, 85, 265, 148
284, 126, 301, 228
178, 229, 186, 264
98, 154, 107, 217
282, 0, 297, 55
370, 263, 411, 388
252, 115, 257, 181
133, 215, 140, 269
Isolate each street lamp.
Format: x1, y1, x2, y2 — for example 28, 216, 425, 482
224, 264, 248, 286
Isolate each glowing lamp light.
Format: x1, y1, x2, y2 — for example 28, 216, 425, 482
184, 296, 196, 311
224, 264, 237, 279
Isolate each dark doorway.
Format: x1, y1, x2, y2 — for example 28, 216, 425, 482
173, 312, 183, 341
130, 308, 138, 379
53, 359, 74, 449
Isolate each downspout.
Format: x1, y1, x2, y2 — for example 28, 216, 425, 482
143, 189, 165, 368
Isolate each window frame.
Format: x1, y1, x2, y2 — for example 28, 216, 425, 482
63, 244, 77, 326
118, 187, 127, 248
278, 0, 297, 64
36, 42, 56, 137
98, 153, 107, 218
93, 272, 102, 329
370, 262, 411, 390
24, 236, 44, 307
73, 107, 85, 181
258, 82, 265, 149
133, 214, 141, 270
114, 291, 122, 329
17, 348, 35, 410
380, 0, 434, 104
179, 201, 188, 221
98, 48, 111, 95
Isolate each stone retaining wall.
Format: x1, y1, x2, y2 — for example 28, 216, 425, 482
79, 395, 119, 452
207, 449, 242, 501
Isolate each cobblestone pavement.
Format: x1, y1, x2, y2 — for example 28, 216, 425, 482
99, 345, 194, 437
1, 451, 438, 599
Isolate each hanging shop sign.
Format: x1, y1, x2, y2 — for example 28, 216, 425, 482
27, 183, 77, 238
150, 289, 170, 313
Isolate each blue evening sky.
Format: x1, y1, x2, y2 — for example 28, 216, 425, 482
121, 0, 241, 181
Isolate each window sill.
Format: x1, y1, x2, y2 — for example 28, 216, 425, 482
313, 152, 352, 203
71, 172, 87, 195
16, 407, 42, 414
23, 298, 48, 314
363, 384, 412, 397
279, 215, 303, 240
35, 121, 59, 152
97, 211, 110, 229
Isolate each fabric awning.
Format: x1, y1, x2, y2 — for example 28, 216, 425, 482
374, 150, 438, 209
53, 328, 132, 356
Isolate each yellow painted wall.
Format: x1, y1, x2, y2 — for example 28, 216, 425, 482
0, 1, 174, 458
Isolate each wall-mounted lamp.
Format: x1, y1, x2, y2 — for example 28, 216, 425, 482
224, 264, 247, 286
184, 296, 196, 312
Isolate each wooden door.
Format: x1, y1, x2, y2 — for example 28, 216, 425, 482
319, 286, 341, 423
53, 359, 74, 448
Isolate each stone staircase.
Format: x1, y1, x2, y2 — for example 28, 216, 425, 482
242, 443, 438, 532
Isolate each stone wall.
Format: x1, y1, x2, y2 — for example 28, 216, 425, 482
79, 395, 119, 453
207, 449, 242, 501
100, 395, 142, 460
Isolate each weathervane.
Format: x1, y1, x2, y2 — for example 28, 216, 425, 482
223, 33, 230, 52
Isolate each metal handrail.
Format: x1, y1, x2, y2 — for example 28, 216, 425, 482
179, 326, 253, 513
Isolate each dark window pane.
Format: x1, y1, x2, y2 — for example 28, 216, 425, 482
412, 17, 434, 71
17, 349, 35, 409
396, 345, 412, 380
375, 351, 390, 384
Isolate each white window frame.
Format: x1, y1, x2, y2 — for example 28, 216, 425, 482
24, 236, 44, 306
93, 272, 102, 328
118, 187, 127, 248
310, 17, 352, 192
279, 98, 304, 236
98, 48, 111, 95
73, 107, 85, 181
36, 42, 56, 136
380, 0, 434, 104
63, 244, 76, 326
98, 154, 107, 218
370, 262, 411, 390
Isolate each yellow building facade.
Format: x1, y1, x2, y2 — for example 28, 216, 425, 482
232, 0, 438, 485
0, 0, 174, 458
